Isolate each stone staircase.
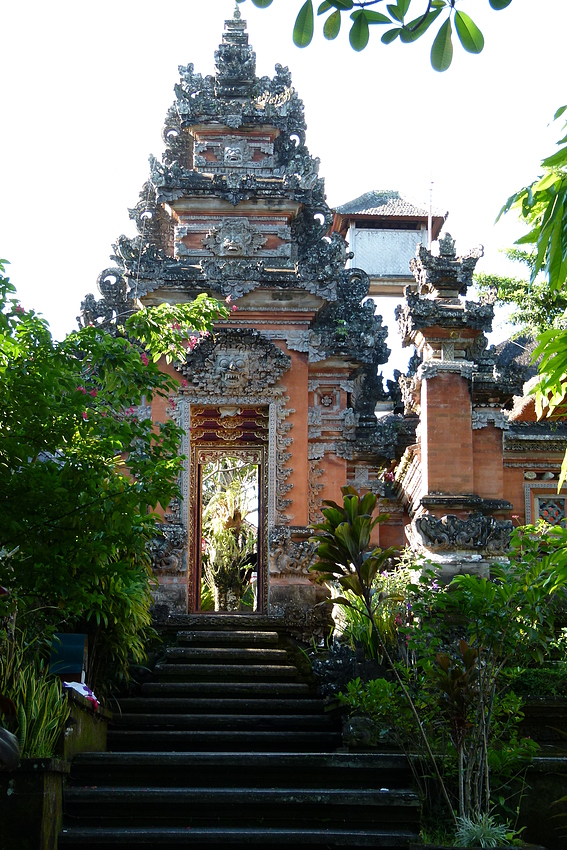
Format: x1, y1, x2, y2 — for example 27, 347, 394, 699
59, 619, 420, 848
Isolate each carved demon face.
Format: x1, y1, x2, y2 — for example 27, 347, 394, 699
224, 145, 244, 165
215, 350, 249, 391
203, 218, 266, 258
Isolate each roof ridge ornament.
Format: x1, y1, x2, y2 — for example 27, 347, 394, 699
214, 3, 256, 98
234, 2, 241, 20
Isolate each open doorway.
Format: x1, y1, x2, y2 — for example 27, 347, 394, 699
199, 454, 259, 612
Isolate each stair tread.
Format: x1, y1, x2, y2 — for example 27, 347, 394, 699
59, 826, 419, 845
71, 750, 407, 766
165, 648, 288, 661
66, 786, 418, 805
115, 698, 323, 712
177, 631, 279, 643
140, 682, 310, 694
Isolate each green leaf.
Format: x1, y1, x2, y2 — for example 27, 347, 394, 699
382, 27, 401, 44
350, 9, 390, 25
349, 13, 369, 51
317, 1, 333, 13
251, 0, 274, 6
454, 11, 484, 54
489, 0, 512, 8
554, 105, 567, 121
399, 7, 443, 43
323, 9, 341, 39
398, 0, 410, 16
431, 17, 453, 71
329, 0, 353, 8
387, 3, 403, 23
293, 0, 315, 47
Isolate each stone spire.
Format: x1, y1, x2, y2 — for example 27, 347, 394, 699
214, 4, 257, 98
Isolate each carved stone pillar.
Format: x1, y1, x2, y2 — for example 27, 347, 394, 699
395, 235, 519, 576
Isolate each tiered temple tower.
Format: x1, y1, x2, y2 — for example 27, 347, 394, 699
80, 8, 400, 634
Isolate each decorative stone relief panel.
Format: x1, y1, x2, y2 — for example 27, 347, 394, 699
409, 512, 512, 554
269, 526, 318, 576
308, 459, 324, 524
178, 329, 294, 526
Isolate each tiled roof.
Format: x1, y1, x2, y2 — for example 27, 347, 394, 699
335, 189, 446, 219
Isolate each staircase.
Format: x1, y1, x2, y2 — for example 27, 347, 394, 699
59, 619, 420, 848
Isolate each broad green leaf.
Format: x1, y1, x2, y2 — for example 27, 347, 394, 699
542, 147, 567, 169
489, 0, 512, 8
350, 9, 390, 24
251, 0, 274, 7
387, 4, 403, 23
323, 9, 341, 39
293, 0, 315, 47
399, 8, 442, 43
317, 0, 333, 12
398, 0, 410, 16
349, 13, 369, 51
431, 18, 453, 72
382, 27, 401, 43
554, 105, 567, 121
454, 11, 484, 54
329, 0, 353, 8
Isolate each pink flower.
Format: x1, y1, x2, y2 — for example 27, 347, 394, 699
101, 411, 107, 417
231, 304, 238, 312
90, 389, 98, 398
171, 323, 181, 331
181, 379, 188, 388
76, 386, 86, 394
15, 305, 24, 314
225, 295, 232, 303
128, 407, 135, 415
140, 352, 149, 366
82, 411, 88, 420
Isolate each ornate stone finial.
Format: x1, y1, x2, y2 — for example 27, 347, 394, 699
438, 232, 456, 257
214, 4, 256, 98
410, 233, 483, 300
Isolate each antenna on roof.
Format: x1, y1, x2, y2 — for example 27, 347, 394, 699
428, 176, 434, 250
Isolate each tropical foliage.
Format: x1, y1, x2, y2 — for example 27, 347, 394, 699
238, 0, 513, 71
311, 489, 567, 834
0, 259, 227, 692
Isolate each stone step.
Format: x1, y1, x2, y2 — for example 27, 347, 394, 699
140, 681, 310, 697
161, 614, 285, 633
105, 730, 343, 752
110, 713, 336, 731
176, 630, 279, 646
115, 697, 324, 714
65, 784, 418, 808
69, 751, 413, 789
163, 647, 289, 664
59, 826, 418, 847
153, 663, 300, 680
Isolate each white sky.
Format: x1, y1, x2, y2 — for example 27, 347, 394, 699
1, 0, 565, 373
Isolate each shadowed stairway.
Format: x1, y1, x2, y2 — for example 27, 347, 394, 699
59, 617, 420, 848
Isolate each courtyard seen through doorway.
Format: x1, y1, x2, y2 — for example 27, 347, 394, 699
198, 453, 259, 613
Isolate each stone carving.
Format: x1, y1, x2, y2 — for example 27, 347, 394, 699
179, 328, 291, 397
269, 526, 318, 576
410, 233, 484, 300
203, 218, 267, 257
308, 460, 325, 524
223, 139, 252, 165
396, 292, 494, 345
78, 268, 135, 329
412, 513, 512, 554
147, 523, 187, 574
128, 181, 174, 254
472, 409, 510, 430
215, 349, 250, 392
